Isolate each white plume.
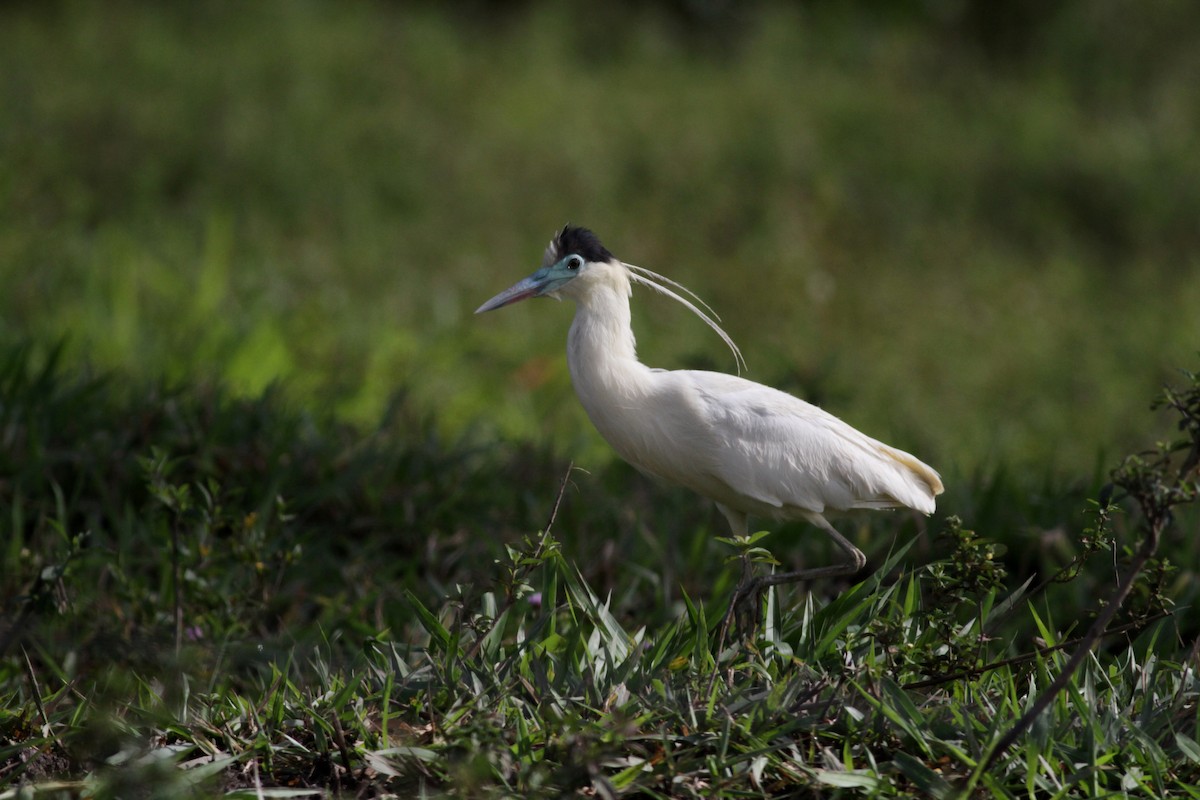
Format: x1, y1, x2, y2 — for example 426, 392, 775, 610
622, 262, 747, 374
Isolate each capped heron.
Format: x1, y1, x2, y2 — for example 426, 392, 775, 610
476, 226, 943, 613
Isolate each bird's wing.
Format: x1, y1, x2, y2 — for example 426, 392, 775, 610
669, 370, 942, 516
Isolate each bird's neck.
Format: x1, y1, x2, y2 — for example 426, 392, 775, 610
566, 274, 647, 401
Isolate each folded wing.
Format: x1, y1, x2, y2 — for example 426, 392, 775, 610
666, 370, 943, 517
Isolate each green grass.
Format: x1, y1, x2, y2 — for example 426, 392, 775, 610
1, 343, 1198, 797
4, 1, 1200, 796
2, 0, 1199, 471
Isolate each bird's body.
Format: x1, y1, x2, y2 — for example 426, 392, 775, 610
477, 226, 942, 595
563, 262, 940, 528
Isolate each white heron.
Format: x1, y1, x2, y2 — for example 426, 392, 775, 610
476, 225, 943, 610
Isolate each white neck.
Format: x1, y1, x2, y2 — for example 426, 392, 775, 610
565, 265, 651, 414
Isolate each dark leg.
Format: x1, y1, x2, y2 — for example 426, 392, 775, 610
743, 514, 866, 596
716, 513, 866, 651
713, 505, 753, 655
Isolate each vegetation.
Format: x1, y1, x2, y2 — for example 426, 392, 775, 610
3, 0, 1199, 469
2, 343, 1198, 797
2, 1, 1199, 797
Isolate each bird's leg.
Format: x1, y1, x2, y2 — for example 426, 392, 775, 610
714, 550, 757, 659
715, 517, 867, 669
744, 515, 867, 596
714, 505, 759, 654
715, 513, 868, 654
732, 548, 758, 632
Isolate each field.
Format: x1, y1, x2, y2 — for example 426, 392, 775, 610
2, 1, 1200, 797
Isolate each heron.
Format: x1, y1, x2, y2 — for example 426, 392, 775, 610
476, 225, 943, 619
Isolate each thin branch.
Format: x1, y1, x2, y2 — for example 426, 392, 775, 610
23, 646, 66, 752
978, 510, 1165, 775
173, 519, 184, 658
902, 611, 1171, 691
463, 461, 575, 661
522, 459, 576, 576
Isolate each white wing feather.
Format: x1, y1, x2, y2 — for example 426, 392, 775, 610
623, 263, 747, 374
584, 368, 942, 519
687, 372, 941, 514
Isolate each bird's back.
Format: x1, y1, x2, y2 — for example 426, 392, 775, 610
589, 368, 942, 521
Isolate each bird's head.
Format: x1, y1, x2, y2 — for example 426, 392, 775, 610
475, 224, 747, 371
475, 225, 620, 313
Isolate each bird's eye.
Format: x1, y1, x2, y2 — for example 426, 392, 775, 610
567, 256, 582, 270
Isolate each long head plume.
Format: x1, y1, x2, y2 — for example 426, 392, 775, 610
622, 262, 747, 374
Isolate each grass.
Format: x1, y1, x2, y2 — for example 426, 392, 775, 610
2, 0, 1199, 471
1, 344, 1198, 797
3, 1, 1200, 796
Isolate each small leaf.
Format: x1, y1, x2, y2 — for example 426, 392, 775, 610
815, 770, 881, 788
891, 752, 952, 798
403, 589, 452, 651
1176, 732, 1200, 764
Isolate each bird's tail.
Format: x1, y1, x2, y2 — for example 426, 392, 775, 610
877, 443, 944, 514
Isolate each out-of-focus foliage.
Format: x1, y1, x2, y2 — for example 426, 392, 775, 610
2, 0, 1198, 473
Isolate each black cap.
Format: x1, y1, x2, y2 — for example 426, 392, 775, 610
552, 225, 614, 264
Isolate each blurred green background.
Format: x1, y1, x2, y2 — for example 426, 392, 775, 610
3, 0, 1198, 476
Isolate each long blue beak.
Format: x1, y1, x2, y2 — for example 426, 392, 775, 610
475, 275, 544, 314
476, 265, 578, 314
